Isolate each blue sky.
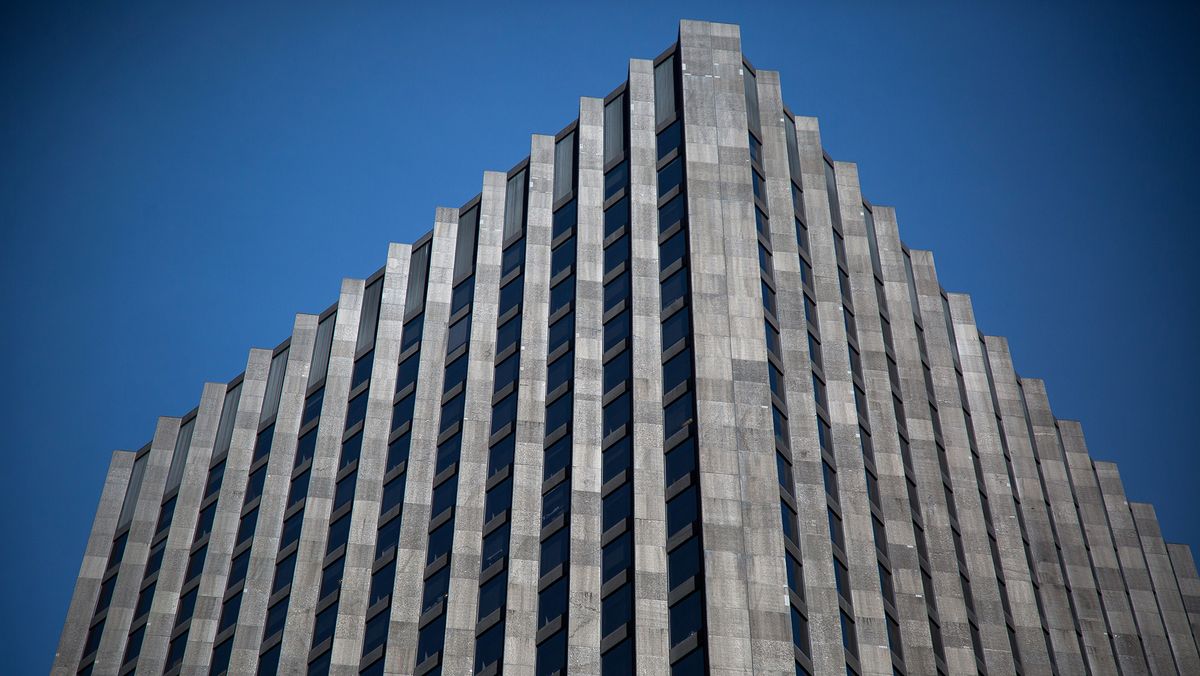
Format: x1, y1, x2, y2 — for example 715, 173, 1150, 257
2, 2, 1197, 671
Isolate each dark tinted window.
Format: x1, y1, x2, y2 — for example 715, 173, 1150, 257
352, 352, 373, 390
446, 315, 471, 355
476, 622, 505, 673
661, 229, 686, 271
662, 307, 690, 350
482, 521, 509, 570
485, 479, 512, 522
668, 536, 701, 590
548, 314, 573, 353
603, 271, 629, 311
219, 593, 242, 633
340, 432, 362, 470
489, 434, 515, 476
661, 269, 688, 310
663, 349, 691, 394
479, 573, 507, 619
494, 354, 519, 391
387, 431, 411, 470
545, 394, 573, 435
601, 582, 632, 637
431, 474, 459, 517
602, 435, 631, 483
542, 482, 570, 527
245, 465, 267, 502
334, 472, 357, 510
536, 628, 567, 676
423, 566, 450, 613
497, 315, 521, 354
544, 435, 571, 480
370, 559, 394, 606
539, 577, 567, 627
553, 200, 577, 240
278, 513, 302, 549
541, 527, 569, 575
499, 277, 523, 314
663, 391, 693, 439
444, 354, 468, 393
657, 120, 681, 161
381, 475, 405, 515
295, 429, 317, 467
195, 502, 216, 539
602, 530, 632, 583
327, 514, 351, 554
603, 349, 630, 393
302, 387, 324, 427
658, 157, 683, 197
605, 160, 628, 201
604, 309, 630, 353
397, 354, 420, 392
550, 276, 575, 314
273, 553, 296, 593
669, 591, 703, 647
229, 549, 250, 586
604, 196, 629, 238
667, 485, 698, 535
288, 470, 310, 508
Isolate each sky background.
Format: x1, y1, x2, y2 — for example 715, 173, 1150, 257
3, 1, 1198, 671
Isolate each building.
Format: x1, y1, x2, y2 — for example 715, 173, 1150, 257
54, 19, 1200, 676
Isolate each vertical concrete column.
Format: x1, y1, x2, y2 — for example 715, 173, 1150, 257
1165, 543, 1200, 649
1018, 378, 1118, 673
945, 294, 1054, 671
1130, 502, 1200, 672
182, 348, 272, 674
387, 208, 459, 673
1056, 419, 1152, 673
320, 260, 403, 671
829, 163, 912, 676
230, 313, 318, 673
442, 173, 506, 675
678, 19, 787, 674
54, 451, 136, 675
891, 250, 977, 674
566, 97, 605, 674
278, 279, 365, 672
93, 416, 181, 674
502, 135, 553, 676
855, 207, 941, 673
1093, 460, 1177, 674
983, 336, 1087, 674
139, 382, 228, 674
628, 56, 671, 674
329, 244, 411, 675
907, 252, 1014, 674
752, 70, 824, 675
728, 68, 792, 676
789, 113, 850, 675
763, 90, 859, 676
874, 239, 968, 673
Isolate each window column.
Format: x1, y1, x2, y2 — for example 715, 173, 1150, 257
411, 202, 483, 675
202, 346, 286, 675
353, 241, 430, 674
598, 85, 636, 674
534, 124, 579, 676
655, 48, 708, 675
471, 166, 529, 676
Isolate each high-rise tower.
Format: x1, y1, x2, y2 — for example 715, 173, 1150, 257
55, 20, 1200, 676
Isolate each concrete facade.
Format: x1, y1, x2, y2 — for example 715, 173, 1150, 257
58, 19, 1194, 676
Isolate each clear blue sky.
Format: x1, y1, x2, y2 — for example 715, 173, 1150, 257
3, 2, 1197, 671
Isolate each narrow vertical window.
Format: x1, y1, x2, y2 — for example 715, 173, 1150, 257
554, 131, 576, 203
